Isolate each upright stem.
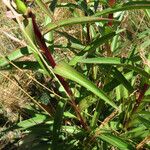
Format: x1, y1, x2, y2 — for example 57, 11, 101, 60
29, 12, 72, 94
84, 0, 91, 44
125, 83, 149, 129
104, 0, 116, 56
132, 84, 149, 113
108, 0, 116, 7
108, 0, 116, 26
28, 11, 89, 130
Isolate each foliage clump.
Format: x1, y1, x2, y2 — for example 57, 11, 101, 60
0, 0, 150, 149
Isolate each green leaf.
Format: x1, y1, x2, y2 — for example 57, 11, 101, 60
95, 1, 150, 17
52, 101, 66, 149
64, 112, 77, 119
104, 78, 120, 92
35, 0, 53, 19
15, 0, 27, 14
78, 57, 150, 79
0, 47, 32, 67
23, 17, 50, 76
83, 32, 116, 52
56, 30, 82, 45
79, 57, 122, 65
124, 126, 149, 138
0, 61, 40, 70
112, 67, 134, 93
138, 111, 150, 116
145, 9, 150, 18
50, 0, 58, 12
75, 0, 93, 15
99, 133, 134, 150
116, 84, 128, 100
17, 114, 51, 129
53, 62, 118, 109
91, 101, 103, 128
43, 17, 118, 34
24, 18, 36, 45
137, 115, 150, 129
79, 95, 98, 111
69, 32, 116, 65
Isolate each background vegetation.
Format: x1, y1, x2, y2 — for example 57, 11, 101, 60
0, 0, 150, 149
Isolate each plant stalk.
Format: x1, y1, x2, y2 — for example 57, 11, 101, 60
28, 11, 89, 130
125, 83, 149, 129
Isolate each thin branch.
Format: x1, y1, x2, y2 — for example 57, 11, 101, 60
125, 83, 149, 129
1, 31, 26, 46
136, 135, 150, 150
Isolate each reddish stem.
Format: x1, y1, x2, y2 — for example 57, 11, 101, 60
28, 12, 89, 130
28, 12, 72, 95
108, 0, 116, 26
29, 12, 56, 68
125, 83, 149, 129
108, 0, 116, 7
133, 84, 149, 113
108, 14, 113, 26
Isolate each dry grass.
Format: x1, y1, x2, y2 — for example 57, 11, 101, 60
0, 71, 30, 122
0, 1, 24, 55
0, 3, 29, 123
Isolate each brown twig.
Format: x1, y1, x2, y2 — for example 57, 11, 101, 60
136, 135, 150, 150
1, 31, 26, 46
132, 84, 149, 113
99, 110, 118, 129
89, 110, 118, 144
125, 83, 149, 129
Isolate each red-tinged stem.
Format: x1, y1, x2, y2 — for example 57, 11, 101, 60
125, 83, 149, 129
29, 12, 56, 68
108, 0, 116, 7
104, 0, 116, 55
28, 12, 89, 130
108, 0, 116, 26
133, 84, 149, 113
108, 14, 113, 26
28, 12, 72, 95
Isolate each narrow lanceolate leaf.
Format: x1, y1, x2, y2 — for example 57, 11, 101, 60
112, 67, 134, 93
54, 62, 118, 109
69, 32, 116, 65
0, 61, 40, 70
23, 17, 51, 75
137, 115, 150, 129
0, 47, 31, 67
43, 17, 118, 34
35, 0, 53, 19
79, 95, 98, 111
24, 18, 37, 46
79, 57, 122, 65
56, 32, 116, 54
95, 1, 150, 17
104, 71, 133, 92
78, 57, 150, 79
99, 133, 134, 149
83, 32, 116, 52
52, 101, 66, 149
56, 30, 83, 45
17, 114, 51, 129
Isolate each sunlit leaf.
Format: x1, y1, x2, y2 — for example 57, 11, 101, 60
54, 61, 118, 109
